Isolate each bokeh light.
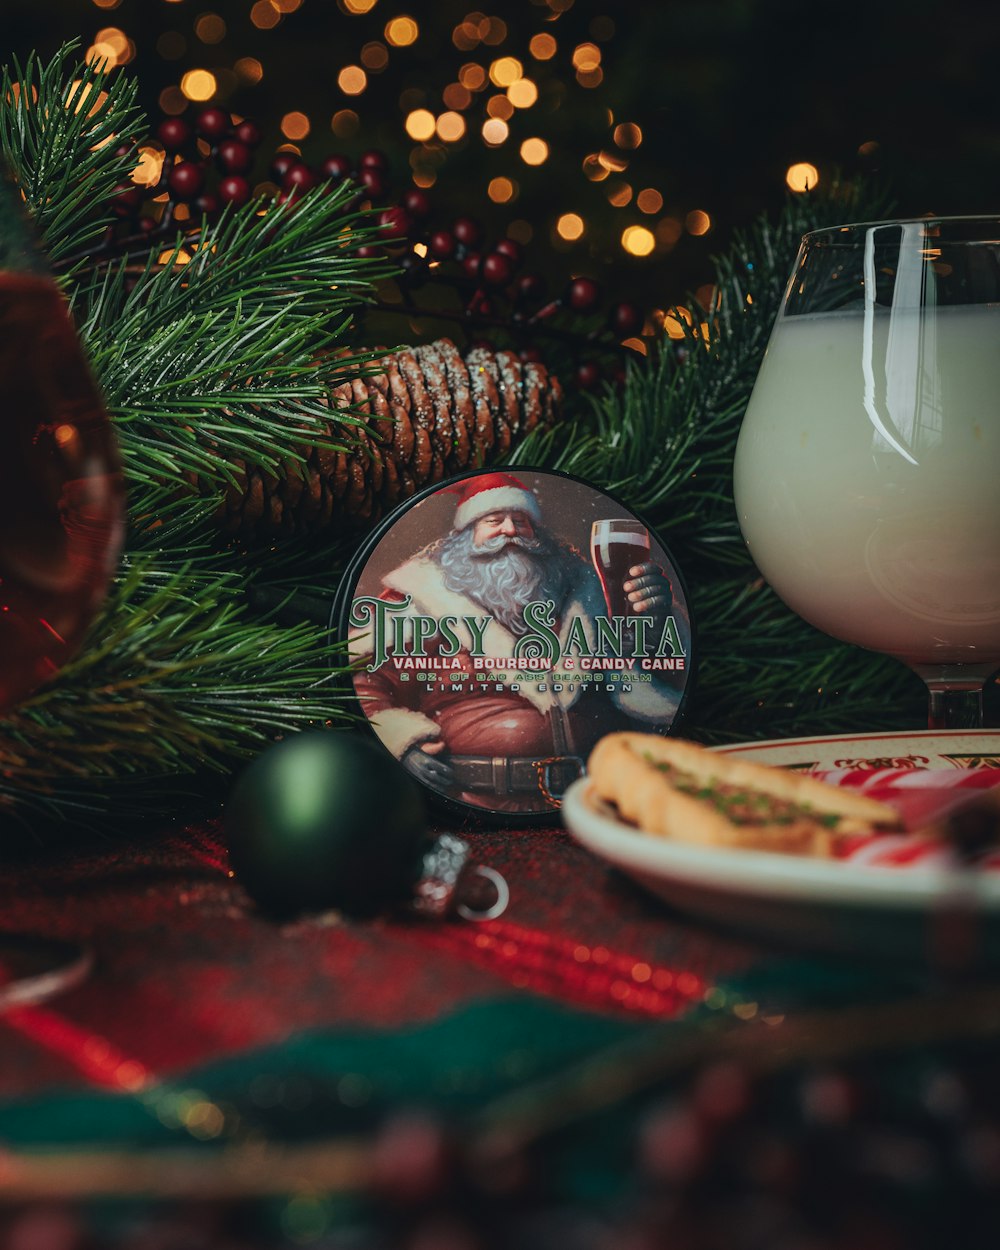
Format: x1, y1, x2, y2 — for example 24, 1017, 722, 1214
556, 213, 584, 241
436, 111, 465, 142
686, 209, 712, 235
520, 137, 549, 165
488, 176, 516, 203
482, 118, 509, 146
489, 57, 523, 87
786, 162, 820, 192
405, 108, 435, 141
281, 111, 311, 140
385, 16, 419, 47
338, 65, 367, 95
507, 79, 538, 108
194, 13, 226, 44
637, 188, 663, 214
622, 225, 655, 256
180, 69, 217, 102
529, 33, 557, 60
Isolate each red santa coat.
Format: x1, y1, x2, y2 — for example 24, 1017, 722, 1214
350, 551, 685, 807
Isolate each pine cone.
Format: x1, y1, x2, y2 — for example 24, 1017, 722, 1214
218, 338, 562, 540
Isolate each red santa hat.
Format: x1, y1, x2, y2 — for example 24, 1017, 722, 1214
449, 472, 542, 532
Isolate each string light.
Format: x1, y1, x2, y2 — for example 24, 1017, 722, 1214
572, 43, 601, 71
194, 13, 226, 43
686, 209, 712, 235
180, 69, 217, 101
250, 1, 281, 30
488, 176, 516, 203
529, 33, 557, 59
637, 188, 663, 214
235, 57, 264, 83
337, 65, 367, 94
486, 95, 514, 121
443, 82, 472, 109
459, 63, 487, 90
489, 57, 523, 87
91, 0, 123, 8
613, 122, 642, 149
436, 111, 465, 142
343, 0, 378, 12
158, 86, 186, 114
520, 137, 548, 165
331, 109, 360, 136
405, 108, 435, 141
606, 182, 632, 207
622, 225, 655, 256
786, 162, 819, 192
481, 118, 509, 146
556, 213, 584, 241
361, 42, 389, 70
281, 111, 311, 140
385, 16, 419, 47
131, 145, 165, 187
507, 78, 538, 108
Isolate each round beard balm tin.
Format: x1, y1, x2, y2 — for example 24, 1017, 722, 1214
332, 467, 694, 824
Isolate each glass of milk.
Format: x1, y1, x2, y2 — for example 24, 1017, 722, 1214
734, 217, 1000, 728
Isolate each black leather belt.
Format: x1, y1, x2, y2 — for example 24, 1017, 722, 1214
449, 754, 585, 798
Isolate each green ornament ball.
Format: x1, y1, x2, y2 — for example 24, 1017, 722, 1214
225, 731, 429, 918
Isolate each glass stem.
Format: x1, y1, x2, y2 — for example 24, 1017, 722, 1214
912, 664, 991, 730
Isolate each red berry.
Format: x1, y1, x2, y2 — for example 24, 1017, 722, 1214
219, 176, 251, 207
217, 139, 252, 174
138, 215, 158, 234
481, 252, 514, 287
195, 192, 220, 219
462, 252, 482, 280
453, 217, 482, 248
402, 188, 431, 219
282, 164, 317, 194
234, 120, 262, 148
360, 149, 389, 172
269, 152, 299, 181
378, 206, 411, 239
167, 161, 204, 201
577, 361, 601, 389
515, 272, 545, 302
157, 117, 191, 152
611, 301, 644, 336
494, 237, 522, 266
321, 154, 353, 182
110, 184, 142, 218
196, 107, 230, 140
429, 229, 456, 260
568, 276, 601, 312
358, 168, 387, 199
357, 244, 384, 258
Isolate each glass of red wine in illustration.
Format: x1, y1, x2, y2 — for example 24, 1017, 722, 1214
0, 166, 125, 1005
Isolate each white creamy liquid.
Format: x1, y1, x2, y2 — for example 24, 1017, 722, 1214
734, 304, 1000, 665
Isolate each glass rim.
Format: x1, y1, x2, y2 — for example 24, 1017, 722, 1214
801, 214, 1000, 246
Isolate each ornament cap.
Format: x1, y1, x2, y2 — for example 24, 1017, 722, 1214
411, 833, 509, 921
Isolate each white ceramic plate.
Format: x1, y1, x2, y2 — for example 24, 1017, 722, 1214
561, 732, 1000, 961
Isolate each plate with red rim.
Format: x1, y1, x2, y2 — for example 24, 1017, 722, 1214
560, 731, 1000, 961
712, 729, 1000, 774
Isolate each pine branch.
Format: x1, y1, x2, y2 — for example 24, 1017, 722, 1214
0, 562, 353, 824
0, 45, 142, 269
74, 190, 398, 504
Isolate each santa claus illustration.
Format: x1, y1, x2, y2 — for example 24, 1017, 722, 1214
350, 472, 687, 813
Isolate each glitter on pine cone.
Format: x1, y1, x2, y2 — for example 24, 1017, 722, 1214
218, 339, 563, 539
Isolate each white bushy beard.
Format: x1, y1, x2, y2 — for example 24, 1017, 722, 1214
435, 525, 573, 635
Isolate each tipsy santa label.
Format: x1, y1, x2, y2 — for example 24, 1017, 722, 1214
336, 468, 693, 821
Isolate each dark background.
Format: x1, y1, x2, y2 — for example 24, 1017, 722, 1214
6, 0, 1000, 311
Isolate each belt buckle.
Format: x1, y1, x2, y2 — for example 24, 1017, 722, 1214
538, 755, 585, 804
